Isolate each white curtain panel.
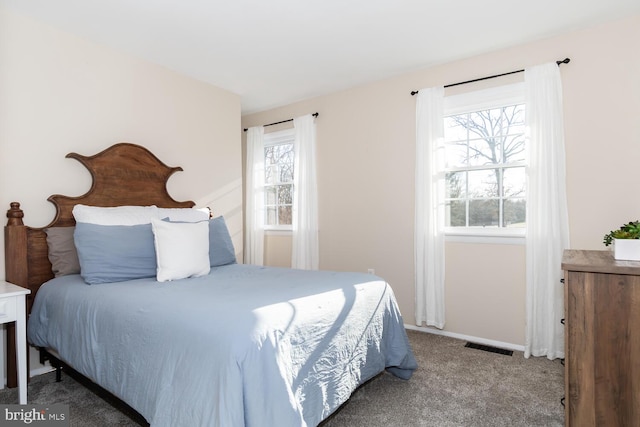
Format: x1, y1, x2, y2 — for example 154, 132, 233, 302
292, 114, 319, 270
415, 87, 446, 329
524, 62, 570, 360
244, 126, 265, 266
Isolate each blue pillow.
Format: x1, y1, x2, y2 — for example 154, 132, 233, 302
74, 222, 157, 284
209, 216, 236, 267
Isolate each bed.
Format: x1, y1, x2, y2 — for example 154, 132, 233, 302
4, 143, 417, 426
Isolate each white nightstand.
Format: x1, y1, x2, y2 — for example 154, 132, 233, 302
0, 281, 30, 404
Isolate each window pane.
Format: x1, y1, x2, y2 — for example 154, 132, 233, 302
468, 138, 500, 166
467, 169, 498, 198
280, 163, 294, 182
265, 165, 277, 185
264, 146, 276, 165
274, 143, 293, 160
282, 147, 294, 163
271, 144, 284, 159
504, 122, 525, 136
503, 167, 526, 197
500, 105, 525, 163
266, 207, 277, 225
273, 144, 294, 171
467, 110, 497, 139
278, 206, 292, 225
488, 108, 505, 135
502, 104, 525, 127
278, 184, 293, 204
504, 199, 526, 227
446, 171, 466, 198
444, 117, 468, 142
446, 200, 466, 227
445, 142, 468, 168
265, 186, 276, 204
469, 199, 499, 227
503, 134, 526, 163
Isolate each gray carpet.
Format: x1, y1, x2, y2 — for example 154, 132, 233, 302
0, 330, 564, 426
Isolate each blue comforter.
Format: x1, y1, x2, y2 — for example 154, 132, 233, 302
28, 264, 417, 426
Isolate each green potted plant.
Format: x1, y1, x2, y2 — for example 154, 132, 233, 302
603, 220, 640, 261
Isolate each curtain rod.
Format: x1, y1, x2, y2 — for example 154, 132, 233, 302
243, 112, 319, 132
410, 57, 570, 96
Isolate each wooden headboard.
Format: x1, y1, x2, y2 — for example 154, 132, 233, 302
4, 143, 195, 387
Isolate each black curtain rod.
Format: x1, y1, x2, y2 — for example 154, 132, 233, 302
410, 58, 570, 96
243, 112, 319, 132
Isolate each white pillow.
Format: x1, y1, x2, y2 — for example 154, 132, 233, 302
73, 205, 210, 225
156, 207, 210, 222
150, 218, 210, 282
72, 204, 157, 225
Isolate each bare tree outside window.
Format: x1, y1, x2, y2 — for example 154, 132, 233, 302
444, 104, 526, 228
264, 142, 294, 226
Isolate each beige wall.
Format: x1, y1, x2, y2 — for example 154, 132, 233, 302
0, 8, 244, 280
0, 8, 243, 380
242, 14, 640, 347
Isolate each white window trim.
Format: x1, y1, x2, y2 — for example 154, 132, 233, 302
443, 82, 526, 240
264, 127, 295, 145
263, 128, 295, 232
444, 82, 525, 114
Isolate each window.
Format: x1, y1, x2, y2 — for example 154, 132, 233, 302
263, 129, 295, 230
443, 83, 526, 237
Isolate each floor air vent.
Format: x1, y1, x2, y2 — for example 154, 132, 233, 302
464, 342, 513, 356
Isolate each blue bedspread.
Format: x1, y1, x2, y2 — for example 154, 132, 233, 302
28, 264, 417, 426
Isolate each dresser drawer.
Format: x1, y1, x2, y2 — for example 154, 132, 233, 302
0, 297, 18, 323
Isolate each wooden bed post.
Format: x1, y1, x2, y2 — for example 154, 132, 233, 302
5, 202, 28, 285
5, 202, 29, 388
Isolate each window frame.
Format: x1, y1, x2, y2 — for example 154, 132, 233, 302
263, 128, 295, 232
443, 83, 526, 243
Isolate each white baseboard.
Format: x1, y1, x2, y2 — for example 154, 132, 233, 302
30, 365, 55, 377
404, 324, 525, 353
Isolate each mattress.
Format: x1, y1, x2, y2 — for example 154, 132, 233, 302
28, 264, 417, 426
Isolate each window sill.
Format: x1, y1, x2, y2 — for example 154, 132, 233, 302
265, 229, 292, 236
445, 229, 525, 245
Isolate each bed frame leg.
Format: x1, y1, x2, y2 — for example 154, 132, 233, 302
38, 348, 63, 382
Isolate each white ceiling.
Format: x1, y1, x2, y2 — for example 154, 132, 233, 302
2, 0, 639, 114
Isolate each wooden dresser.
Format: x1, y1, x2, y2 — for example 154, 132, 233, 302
562, 250, 640, 427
